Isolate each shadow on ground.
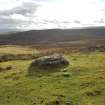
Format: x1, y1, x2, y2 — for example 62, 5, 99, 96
28, 64, 69, 76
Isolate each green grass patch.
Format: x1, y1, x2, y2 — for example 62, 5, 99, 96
0, 52, 105, 105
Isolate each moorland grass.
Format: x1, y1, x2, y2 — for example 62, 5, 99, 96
0, 52, 105, 105
0, 45, 38, 54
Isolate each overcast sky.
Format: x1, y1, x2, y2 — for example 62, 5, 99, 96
0, 0, 105, 32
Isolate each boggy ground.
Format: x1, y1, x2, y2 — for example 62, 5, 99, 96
0, 45, 105, 105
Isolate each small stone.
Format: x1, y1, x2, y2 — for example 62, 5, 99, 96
61, 68, 68, 72
66, 101, 73, 105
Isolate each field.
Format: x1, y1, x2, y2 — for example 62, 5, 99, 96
0, 45, 39, 54
0, 45, 105, 105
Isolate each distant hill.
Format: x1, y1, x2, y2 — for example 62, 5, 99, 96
0, 27, 105, 44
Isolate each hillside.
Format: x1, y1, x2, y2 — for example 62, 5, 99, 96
0, 50, 105, 105
0, 27, 105, 44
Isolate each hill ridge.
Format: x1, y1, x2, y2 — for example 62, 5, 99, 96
0, 27, 105, 44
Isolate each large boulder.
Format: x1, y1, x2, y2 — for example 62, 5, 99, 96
30, 54, 69, 69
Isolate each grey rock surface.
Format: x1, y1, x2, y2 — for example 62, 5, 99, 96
31, 54, 69, 69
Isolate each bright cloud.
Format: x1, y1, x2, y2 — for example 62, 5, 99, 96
0, 0, 105, 32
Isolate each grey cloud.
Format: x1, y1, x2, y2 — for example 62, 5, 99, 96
43, 20, 71, 24
0, 15, 34, 31
94, 18, 105, 23
0, 1, 39, 31
0, 16, 31, 24
98, 19, 105, 23
11, 2, 38, 16
0, 2, 39, 16
74, 20, 81, 24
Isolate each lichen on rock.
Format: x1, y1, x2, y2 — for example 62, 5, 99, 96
30, 54, 69, 69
